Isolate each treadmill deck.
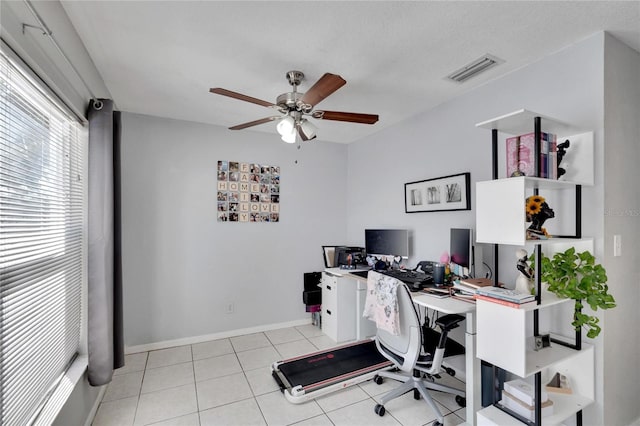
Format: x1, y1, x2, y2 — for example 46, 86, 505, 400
272, 339, 393, 403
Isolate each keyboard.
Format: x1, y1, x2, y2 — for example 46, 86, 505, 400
380, 269, 433, 285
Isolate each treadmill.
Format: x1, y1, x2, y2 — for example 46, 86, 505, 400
271, 339, 393, 403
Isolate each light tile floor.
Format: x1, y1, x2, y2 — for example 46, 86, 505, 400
92, 324, 467, 426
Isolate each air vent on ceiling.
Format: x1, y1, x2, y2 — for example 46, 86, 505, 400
447, 54, 503, 83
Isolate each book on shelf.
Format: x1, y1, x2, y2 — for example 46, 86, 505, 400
506, 132, 557, 179
500, 390, 554, 422
475, 294, 537, 309
503, 379, 548, 406
475, 286, 535, 304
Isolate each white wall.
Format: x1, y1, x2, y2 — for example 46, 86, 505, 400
120, 113, 348, 348
347, 33, 609, 424
0, 0, 110, 119
602, 34, 640, 426
348, 34, 605, 278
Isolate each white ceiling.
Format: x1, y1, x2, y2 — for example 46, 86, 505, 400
60, 1, 640, 144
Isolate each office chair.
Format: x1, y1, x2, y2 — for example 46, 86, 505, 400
370, 278, 466, 426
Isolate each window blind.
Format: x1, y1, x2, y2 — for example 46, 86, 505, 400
0, 51, 86, 426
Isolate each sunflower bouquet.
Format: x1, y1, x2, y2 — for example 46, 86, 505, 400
525, 195, 554, 239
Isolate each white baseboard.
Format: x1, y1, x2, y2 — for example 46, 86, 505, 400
84, 386, 106, 426
125, 318, 312, 354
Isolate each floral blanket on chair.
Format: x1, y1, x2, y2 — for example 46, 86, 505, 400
363, 271, 400, 335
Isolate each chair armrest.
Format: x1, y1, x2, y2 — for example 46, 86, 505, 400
435, 314, 465, 331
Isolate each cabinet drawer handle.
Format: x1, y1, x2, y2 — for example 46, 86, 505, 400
326, 285, 332, 290
326, 309, 332, 315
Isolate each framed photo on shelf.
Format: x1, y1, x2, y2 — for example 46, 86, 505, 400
322, 246, 337, 268
405, 172, 471, 213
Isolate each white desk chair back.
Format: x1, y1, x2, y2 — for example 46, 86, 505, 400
366, 271, 465, 426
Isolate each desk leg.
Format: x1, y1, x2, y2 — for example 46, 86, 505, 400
465, 311, 480, 426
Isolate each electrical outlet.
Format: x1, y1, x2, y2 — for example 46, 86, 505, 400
225, 302, 235, 314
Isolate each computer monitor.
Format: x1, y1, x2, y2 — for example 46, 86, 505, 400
365, 229, 410, 259
333, 246, 366, 267
450, 228, 473, 276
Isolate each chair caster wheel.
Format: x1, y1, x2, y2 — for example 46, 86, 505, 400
432, 421, 443, 426
374, 404, 386, 416
413, 389, 421, 400
373, 375, 384, 385
456, 395, 466, 407
445, 367, 455, 376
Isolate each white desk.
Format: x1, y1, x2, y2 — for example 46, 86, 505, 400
323, 269, 480, 425
412, 294, 479, 426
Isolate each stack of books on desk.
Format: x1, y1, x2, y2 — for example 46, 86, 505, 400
499, 379, 554, 422
452, 278, 503, 296
454, 278, 500, 293
450, 280, 478, 303
475, 286, 536, 308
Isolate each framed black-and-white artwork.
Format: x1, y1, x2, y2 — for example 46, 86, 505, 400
404, 172, 470, 213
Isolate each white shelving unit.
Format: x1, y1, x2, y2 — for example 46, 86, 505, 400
474, 110, 595, 425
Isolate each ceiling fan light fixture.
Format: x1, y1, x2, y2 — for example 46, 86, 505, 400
299, 119, 317, 140
277, 116, 297, 143
276, 115, 295, 136
281, 130, 297, 144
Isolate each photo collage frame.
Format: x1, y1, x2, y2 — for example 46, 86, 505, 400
217, 161, 280, 222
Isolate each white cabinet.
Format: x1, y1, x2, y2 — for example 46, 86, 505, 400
321, 272, 357, 343
477, 292, 573, 377
474, 110, 595, 425
321, 270, 376, 343
476, 177, 587, 246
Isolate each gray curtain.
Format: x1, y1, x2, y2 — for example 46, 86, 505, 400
87, 99, 124, 386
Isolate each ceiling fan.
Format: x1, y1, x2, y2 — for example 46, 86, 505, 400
210, 71, 379, 143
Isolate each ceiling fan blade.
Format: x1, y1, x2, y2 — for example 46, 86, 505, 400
210, 88, 276, 108
300, 73, 346, 107
313, 110, 379, 124
229, 116, 280, 130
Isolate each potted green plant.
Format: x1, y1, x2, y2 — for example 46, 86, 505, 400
532, 247, 616, 338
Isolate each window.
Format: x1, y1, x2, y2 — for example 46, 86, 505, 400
0, 50, 87, 425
